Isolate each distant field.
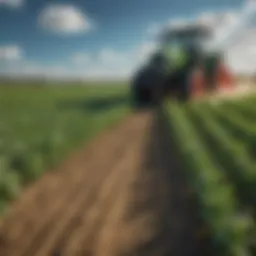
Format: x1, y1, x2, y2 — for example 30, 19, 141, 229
0, 82, 131, 212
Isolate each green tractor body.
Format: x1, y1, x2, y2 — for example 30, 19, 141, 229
131, 24, 222, 107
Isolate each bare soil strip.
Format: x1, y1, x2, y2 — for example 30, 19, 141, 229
0, 111, 203, 256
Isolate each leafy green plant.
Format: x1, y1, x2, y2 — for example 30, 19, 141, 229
189, 104, 256, 206
165, 102, 253, 256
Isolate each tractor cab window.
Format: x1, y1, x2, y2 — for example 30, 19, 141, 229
164, 34, 201, 49
162, 26, 213, 52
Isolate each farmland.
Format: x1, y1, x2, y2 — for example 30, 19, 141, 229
0, 83, 130, 213
0, 82, 255, 256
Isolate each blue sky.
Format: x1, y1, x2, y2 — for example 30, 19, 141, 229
0, 0, 253, 79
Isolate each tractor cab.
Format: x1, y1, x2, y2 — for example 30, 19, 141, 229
131, 23, 233, 107
159, 24, 214, 69
159, 24, 233, 97
160, 23, 213, 47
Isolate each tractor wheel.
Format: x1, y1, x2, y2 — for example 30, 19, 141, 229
131, 85, 154, 109
151, 86, 164, 105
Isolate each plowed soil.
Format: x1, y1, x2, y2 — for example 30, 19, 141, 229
0, 110, 206, 256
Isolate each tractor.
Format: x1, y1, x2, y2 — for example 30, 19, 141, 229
131, 23, 233, 108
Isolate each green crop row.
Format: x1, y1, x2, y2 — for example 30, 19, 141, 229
208, 106, 256, 160
188, 104, 256, 208
216, 100, 256, 123
165, 102, 253, 256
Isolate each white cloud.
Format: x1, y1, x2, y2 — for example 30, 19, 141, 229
0, 40, 159, 80
70, 49, 135, 79
98, 49, 120, 63
72, 52, 91, 65
0, 61, 77, 80
147, 11, 241, 39
14, 63, 131, 81
82, 66, 132, 80
226, 54, 256, 74
0, 45, 23, 60
196, 11, 239, 29
146, 22, 162, 37
225, 29, 256, 74
72, 49, 131, 67
168, 18, 190, 29
38, 4, 93, 34
97, 49, 129, 66
0, 0, 24, 8
137, 42, 157, 58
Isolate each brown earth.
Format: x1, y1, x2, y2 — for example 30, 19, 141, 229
0, 110, 207, 256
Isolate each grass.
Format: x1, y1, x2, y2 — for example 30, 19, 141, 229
0, 82, 131, 213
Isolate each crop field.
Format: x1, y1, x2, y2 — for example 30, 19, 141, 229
0, 82, 255, 256
165, 95, 256, 256
0, 82, 130, 213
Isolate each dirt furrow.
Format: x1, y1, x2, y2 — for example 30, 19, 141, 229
33, 115, 146, 256
92, 119, 152, 256
62, 113, 152, 256
149, 113, 201, 256
91, 112, 170, 256
18, 116, 137, 256
59, 133, 140, 255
